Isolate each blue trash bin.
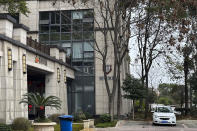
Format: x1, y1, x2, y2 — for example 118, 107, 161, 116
59, 115, 73, 131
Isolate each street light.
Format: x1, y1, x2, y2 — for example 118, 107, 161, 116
22, 54, 26, 74
57, 68, 60, 83
8, 49, 12, 71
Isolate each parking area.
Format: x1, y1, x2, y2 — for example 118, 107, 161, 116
96, 120, 197, 131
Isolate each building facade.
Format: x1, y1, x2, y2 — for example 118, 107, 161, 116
0, 0, 131, 123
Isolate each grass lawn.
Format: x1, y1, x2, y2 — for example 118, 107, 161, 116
28, 124, 83, 131
95, 121, 117, 128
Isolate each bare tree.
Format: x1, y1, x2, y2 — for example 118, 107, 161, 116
131, 1, 172, 118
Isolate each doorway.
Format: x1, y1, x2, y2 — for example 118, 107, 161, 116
27, 67, 45, 120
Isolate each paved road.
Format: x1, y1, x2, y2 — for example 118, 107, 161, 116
96, 120, 197, 131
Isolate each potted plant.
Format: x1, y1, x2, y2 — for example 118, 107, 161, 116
20, 92, 62, 131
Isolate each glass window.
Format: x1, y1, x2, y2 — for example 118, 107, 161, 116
51, 26, 60, 32
72, 32, 83, 40
61, 33, 71, 40
73, 42, 83, 59
40, 25, 49, 33
62, 43, 71, 48
50, 41, 60, 45
39, 34, 49, 41
84, 52, 94, 58
83, 23, 94, 31
84, 42, 93, 51
61, 25, 71, 32
61, 11, 71, 24
84, 62, 93, 66
72, 11, 83, 19
83, 10, 94, 18
51, 12, 60, 24
73, 24, 82, 31
84, 32, 94, 40
66, 48, 71, 57
50, 33, 60, 41
40, 12, 49, 20
72, 61, 83, 66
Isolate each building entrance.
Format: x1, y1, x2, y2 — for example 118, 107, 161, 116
27, 67, 45, 120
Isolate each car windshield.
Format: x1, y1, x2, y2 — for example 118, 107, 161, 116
156, 107, 173, 113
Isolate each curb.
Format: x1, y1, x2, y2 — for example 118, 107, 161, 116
115, 120, 126, 127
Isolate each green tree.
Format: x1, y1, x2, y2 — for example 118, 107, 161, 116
122, 74, 146, 119
158, 97, 174, 105
19, 93, 61, 121
0, 0, 29, 15
158, 83, 184, 107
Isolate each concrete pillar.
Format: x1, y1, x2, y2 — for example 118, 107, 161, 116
45, 64, 68, 117
59, 51, 66, 63
13, 24, 29, 44
0, 14, 15, 38
50, 48, 59, 60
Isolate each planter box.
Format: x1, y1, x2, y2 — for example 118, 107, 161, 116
33, 122, 56, 131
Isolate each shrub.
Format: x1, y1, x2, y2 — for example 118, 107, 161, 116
100, 114, 111, 123
12, 117, 31, 131
73, 111, 86, 122
84, 112, 93, 119
0, 123, 12, 131
48, 114, 62, 124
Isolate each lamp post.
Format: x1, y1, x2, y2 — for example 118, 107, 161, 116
22, 54, 26, 74
8, 49, 12, 71
64, 69, 66, 83
57, 68, 60, 83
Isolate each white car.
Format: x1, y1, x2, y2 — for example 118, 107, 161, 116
153, 106, 176, 126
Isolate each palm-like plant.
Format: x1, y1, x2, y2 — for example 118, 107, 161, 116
20, 92, 62, 120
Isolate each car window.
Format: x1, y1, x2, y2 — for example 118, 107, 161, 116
157, 107, 173, 113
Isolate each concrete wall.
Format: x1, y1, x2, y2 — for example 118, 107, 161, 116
0, 17, 74, 123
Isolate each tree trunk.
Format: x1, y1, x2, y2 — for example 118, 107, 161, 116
144, 74, 149, 119
117, 64, 121, 118
133, 100, 135, 120
109, 95, 114, 121
184, 56, 189, 116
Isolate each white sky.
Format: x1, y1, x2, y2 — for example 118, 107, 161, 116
128, 38, 183, 89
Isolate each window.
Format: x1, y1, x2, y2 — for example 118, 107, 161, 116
72, 11, 83, 24
50, 33, 60, 41
61, 11, 71, 24
73, 42, 83, 59
72, 11, 83, 19
73, 24, 82, 32
66, 48, 71, 57
51, 12, 60, 24
39, 34, 49, 41
83, 10, 94, 18
84, 52, 94, 58
72, 32, 83, 40
83, 23, 94, 31
61, 33, 71, 40
40, 25, 49, 33
84, 32, 94, 40
51, 26, 60, 32
61, 25, 71, 32
40, 12, 49, 24
84, 42, 93, 51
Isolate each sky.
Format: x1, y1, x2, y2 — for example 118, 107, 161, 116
129, 38, 183, 89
